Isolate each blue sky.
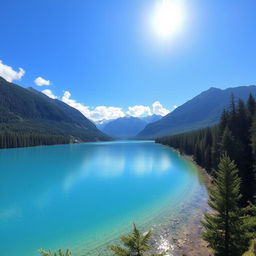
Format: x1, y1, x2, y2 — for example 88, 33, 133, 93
0, 0, 256, 121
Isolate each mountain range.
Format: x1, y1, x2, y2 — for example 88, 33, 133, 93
137, 86, 256, 139
100, 115, 162, 139
0, 77, 110, 144
2, 76, 256, 144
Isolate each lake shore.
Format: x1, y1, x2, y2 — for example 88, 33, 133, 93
172, 148, 213, 190
87, 145, 212, 256
151, 145, 212, 256
1, 140, 212, 256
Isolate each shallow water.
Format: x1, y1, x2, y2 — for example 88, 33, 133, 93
0, 141, 208, 256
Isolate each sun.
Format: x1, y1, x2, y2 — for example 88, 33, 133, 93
152, 0, 185, 39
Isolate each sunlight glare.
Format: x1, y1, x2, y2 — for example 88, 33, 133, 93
152, 0, 185, 39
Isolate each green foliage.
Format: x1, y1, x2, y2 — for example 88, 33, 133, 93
202, 154, 247, 256
157, 95, 256, 254
138, 87, 256, 139
0, 130, 70, 148
39, 248, 71, 256
0, 76, 110, 149
243, 239, 256, 256
108, 224, 166, 256
156, 94, 256, 204
242, 202, 256, 242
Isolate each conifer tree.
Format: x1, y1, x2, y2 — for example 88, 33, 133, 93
39, 248, 71, 256
202, 154, 246, 256
242, 202, 256, 244
108, 224, 165, 256
247, 93, 256, 118
220, 127, 236, 160
250, 116, 256, 195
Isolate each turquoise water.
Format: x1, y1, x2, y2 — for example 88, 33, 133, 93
0, 141, 206, 256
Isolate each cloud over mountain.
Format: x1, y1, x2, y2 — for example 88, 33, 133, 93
152, 101, 170, 116
0, 60, 25, 82
0, 60, 172, 123
42, 89, 57, 99
126, 105, 152, 117
35, 76, 51, 86
59, 90, 170, 121
61, 91, 125, 121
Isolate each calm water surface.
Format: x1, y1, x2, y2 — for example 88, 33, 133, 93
0, 141, 207, 256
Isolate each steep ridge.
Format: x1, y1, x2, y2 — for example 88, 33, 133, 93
137, 86, 256, 139
0, 77, 110, 146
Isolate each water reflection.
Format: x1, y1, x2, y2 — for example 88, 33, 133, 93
0, 141, 202, 256
62, 142, 172, 192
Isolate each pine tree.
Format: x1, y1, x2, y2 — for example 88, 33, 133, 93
202, 154, 247, 256
242, 202, 256, 244
250, 116, 256, 195
108, 224, 165, 256
219, 110, 228, 136
39, 248, 71, 256
220, 127, 236, 160
247, 93, 256, 118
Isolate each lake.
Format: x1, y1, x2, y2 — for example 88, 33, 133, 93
0, 141, 208, 256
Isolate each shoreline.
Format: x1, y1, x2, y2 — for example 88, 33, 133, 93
153, 143, 212, 256
71, 142, 212, 256
171, 147, 213, 190
85, 144, 212, 256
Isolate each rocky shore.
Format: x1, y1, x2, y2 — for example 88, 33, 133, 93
149, 184, 211, 256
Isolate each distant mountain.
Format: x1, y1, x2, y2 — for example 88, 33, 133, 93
0, 77, 110, 146
102, 117, 147, 139
137, 86, 256, 139
96, 115, 162, 132
140, 114, 162, 123
94, 119, 113, 130
100, 115, 162, 139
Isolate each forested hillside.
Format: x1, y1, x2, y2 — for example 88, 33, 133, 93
156, 94, 256, 205
138, 86, 256, 139
0, 77, 110, 148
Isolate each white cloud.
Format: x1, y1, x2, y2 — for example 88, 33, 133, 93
41, 89, 170, 122
42, 89, 57, 99
126, 102, 170, 118
61, 90, 125, 122
0, 60, 25, 82
152, 101, 170, 116
61, 90, 91, 117
34, 76, 51, 86
126, 105, 152, 117
89, 106, 125, 121
173, 105, 178, 109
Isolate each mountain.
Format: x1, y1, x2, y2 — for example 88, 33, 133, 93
0, 76, 110, 147
27, 87, 98, 129
102, 117, 148, 139
137, 86, 256, 139
96, 115, 162, 132
94, 119, 113, 130
100, 115, 162, 139
140, 114, 162, 123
